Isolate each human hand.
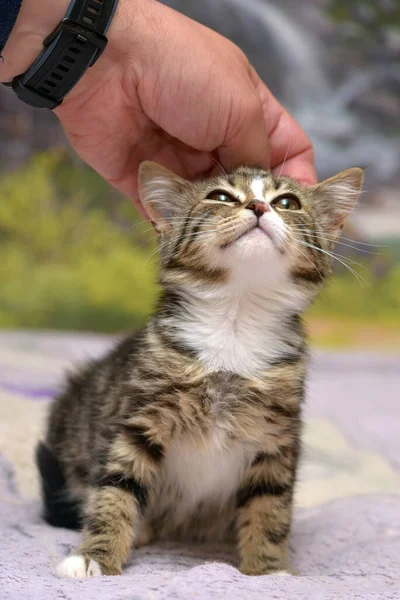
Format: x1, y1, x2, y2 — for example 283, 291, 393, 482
1, 0, 316, 216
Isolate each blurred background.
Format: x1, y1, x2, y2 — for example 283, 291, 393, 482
0, 0, 399, 350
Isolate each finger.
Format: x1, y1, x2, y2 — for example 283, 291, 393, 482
267, 105, 317, 185
251, 71, 317, 185
267, 104, 316, 184
217, 90, 270, 172
272, 149, 316, 187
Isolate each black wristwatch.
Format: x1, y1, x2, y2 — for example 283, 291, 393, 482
5, 0, 118, 110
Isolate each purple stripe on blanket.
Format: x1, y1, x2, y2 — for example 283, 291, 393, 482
0, 382, 56, 400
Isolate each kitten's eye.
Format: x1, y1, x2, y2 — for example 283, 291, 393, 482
206, 190, 237, 203
271, 195, 301, 211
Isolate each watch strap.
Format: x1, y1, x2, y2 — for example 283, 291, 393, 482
7, 0, 118, 109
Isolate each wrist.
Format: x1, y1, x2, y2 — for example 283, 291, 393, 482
53, 0, 157, 110
1, 0, 153, 103
0, 0, 69, 82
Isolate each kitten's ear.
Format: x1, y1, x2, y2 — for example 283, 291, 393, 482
138, 161, 188, 234
312, 167, 364, 235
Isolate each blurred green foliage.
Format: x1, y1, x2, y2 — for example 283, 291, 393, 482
310, 263, 400, 324
0, 152, 399, 337
329, 0, 400, 27
0, 153, 158, 332
328, 0, 400, 46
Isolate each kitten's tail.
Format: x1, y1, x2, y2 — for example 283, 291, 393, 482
35, 442, 81, 530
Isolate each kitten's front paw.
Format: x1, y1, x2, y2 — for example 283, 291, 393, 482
239, 560, 295, 577
56, 555, 102, 579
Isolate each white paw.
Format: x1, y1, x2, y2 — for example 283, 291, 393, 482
56, 555, 102, 579
273, 570, 292, 577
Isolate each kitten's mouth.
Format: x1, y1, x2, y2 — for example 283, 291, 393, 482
222, 224, 277, 249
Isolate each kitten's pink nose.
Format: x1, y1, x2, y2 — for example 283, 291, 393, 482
247, 201, 270, 219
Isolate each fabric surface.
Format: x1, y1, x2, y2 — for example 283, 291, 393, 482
0, 0, 23, 55
0, 331, 399, 599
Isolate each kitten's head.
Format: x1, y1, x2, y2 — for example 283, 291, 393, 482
139, 162, 363, 304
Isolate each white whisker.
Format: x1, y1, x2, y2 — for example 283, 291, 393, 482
292, 237, 366, 286
288, 241, 323, 281
277, 123, 292, 180
298, 238, 365, 268
290, 226, 385, 248
142, 227, 223, 266
289, 228, 380, 255
210, 157, 228, 176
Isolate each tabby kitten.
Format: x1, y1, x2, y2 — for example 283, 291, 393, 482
37, 162, 363, 579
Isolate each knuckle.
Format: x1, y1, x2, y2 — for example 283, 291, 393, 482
236, 92, 264, 129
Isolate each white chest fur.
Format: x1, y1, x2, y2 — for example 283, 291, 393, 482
161, 427, 253, 517
168, 278, 303, 376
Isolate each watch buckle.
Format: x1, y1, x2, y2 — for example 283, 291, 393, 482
44, 18, 108, 59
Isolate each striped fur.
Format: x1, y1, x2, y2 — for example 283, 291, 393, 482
39, 163, 363, 578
